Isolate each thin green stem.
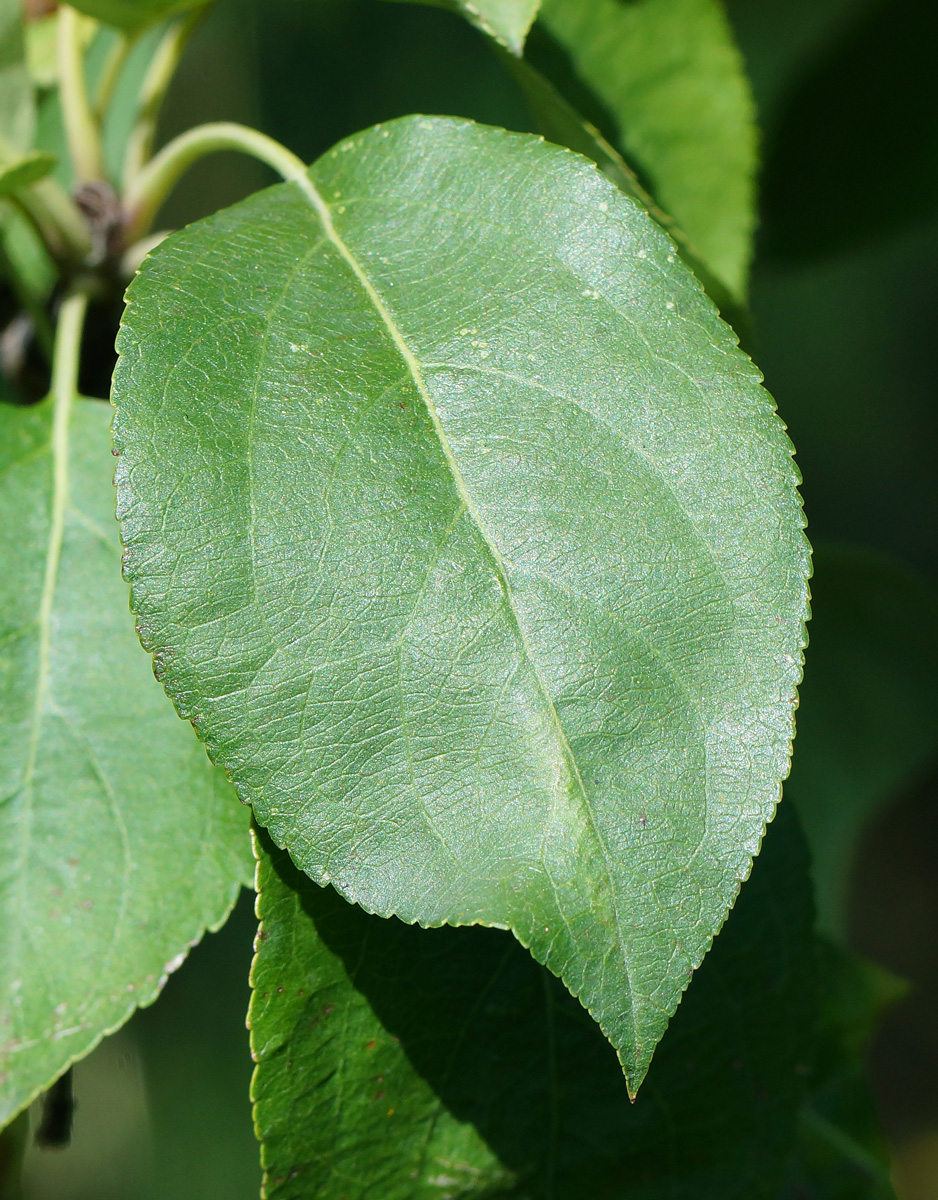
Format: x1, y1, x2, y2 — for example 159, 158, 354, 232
121, 10, 204, 194
123, 122, 308, 244
57, 6, 105, 183
94, 30, 138, 122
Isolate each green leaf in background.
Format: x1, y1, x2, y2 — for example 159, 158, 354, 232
0, 0, 35, 151
391, 0, 541, 55
0, 150, 56, 199
251, 803, 815, 1199
781, 941, 905, 1200
0, 394, 253, 1127
112, 116, 809, 1091
502, 53, 744, 325
67, 0, 212, 32
785, 545, 938, 935
532, 0, 758, 303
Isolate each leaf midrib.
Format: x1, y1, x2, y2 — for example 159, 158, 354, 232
288, 168, 637, 1056
21, 394, 69, 796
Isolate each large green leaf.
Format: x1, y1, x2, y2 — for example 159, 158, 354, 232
251, 803, 815, 1199
112, 116, 809, 1090
0, 0, 34, 151
0, 394, 253, 1127
785, 545, 938, 934
67, 0, 212, 32
532, 0, 758, 302
390, 0, 541, 54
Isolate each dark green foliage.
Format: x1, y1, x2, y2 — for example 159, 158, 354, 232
251, 804, 815, 1199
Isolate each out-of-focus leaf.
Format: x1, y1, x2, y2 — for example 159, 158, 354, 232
67, 0, 212, 31
785, 545, 938, 934
0, 149, 56, 198
25, 14, 60, 91
532, 0, 758, 302
0, 200, 56, 303
780, 941, 904, 1200
390, 0, 540, 54
503, 51, 744, 324
0, 394, 253, 1128
0, 0, 35, 151
251, 804, 815, 1199
112, 116, 809, 1092
761, 0, 938, 261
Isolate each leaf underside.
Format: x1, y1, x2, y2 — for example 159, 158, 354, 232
112, 116, 809, 1090
534, 0, 758, 301
251, 803, 815, 1199
0, 397, 252, 1127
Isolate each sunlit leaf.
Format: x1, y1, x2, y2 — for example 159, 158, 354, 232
112, 115, 809, 1091
0, 394, 253, 1127
532, 0, 758, 301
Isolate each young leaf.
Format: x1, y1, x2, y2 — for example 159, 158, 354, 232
251, 803, 815, 1199
388, 0, 541, 55
0, 150, 56, 198
0, 0, 36, 151
0, 394, 253, 1128
67, 0, 212, 32
112, 116, 809, 1091
533, 0, 758, 302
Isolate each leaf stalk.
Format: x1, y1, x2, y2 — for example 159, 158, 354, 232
121, 10, 204, 195
123, 122, 308, 245
56, 6, 105, 183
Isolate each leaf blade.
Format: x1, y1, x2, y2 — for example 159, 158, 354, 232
389, 0, 541, 54
112, 116, 809, 1089
66, 0, 212, 32
533, 0, 758, 301
0, 395, 253, 1127
0, 0, 36, 151
251, 803, 816, 1198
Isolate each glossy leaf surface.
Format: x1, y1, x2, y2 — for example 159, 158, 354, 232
251, 804, 815, 1199
67, 0, 212, 31
113, 116, 809, 1089
502, 53, 742, 324
0, 395, 252, 1126
392, 0, 540, 54
0, 0, 35, 150
534, 0, 758, 301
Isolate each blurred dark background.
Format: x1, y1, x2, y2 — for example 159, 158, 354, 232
20, 0, 938, 1195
